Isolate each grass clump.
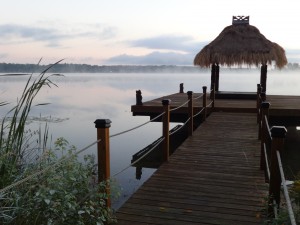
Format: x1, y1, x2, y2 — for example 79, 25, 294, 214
0, 62, 116, 224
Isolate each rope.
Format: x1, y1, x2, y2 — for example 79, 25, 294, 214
193, 108, 205, 118
170, 100, 190, 112
110, 112, 165, 138
193, 93, 204, 100
0, 139, 101, 194
112, 137, 165, 177
276, 151, 297, 225
207, 101, 213, 108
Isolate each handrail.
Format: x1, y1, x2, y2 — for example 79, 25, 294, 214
2, 83, 214, 210
259, 96, 297, 224
276, 151, 297, 225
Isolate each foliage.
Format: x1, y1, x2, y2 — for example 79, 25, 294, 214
264, 173, 300, 224
0, 63, 116, 224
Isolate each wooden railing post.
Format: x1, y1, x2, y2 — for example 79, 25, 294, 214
260, 102, 270, 174
162, 99, 170, 162
136, 90, 143, 105
179, 83, 184, 93
257, 84, 262, 123
202, 86, 207, 121
268, 126, 287, 215
187, 91, 193, 136
259, 101, 270, 140
94, 119, 111, 207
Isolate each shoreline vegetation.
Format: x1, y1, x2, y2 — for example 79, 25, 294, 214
0, 65, 116, 224
0, 62, 299, 73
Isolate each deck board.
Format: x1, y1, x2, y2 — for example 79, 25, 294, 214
116, 112, 267, 224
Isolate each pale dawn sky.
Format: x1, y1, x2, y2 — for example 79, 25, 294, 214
1, 0, 300, 65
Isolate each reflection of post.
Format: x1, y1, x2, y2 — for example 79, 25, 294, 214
162, 99, 170, 162
94, 119, 111, 208
135, 166, 142, 180
136, 90, 143, 105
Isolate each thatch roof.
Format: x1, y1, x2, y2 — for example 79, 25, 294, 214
194, 19, 287, 68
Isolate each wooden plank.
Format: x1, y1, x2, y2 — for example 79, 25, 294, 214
116, 113, 267, 224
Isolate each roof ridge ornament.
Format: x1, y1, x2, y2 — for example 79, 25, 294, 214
232, 16, 249, 25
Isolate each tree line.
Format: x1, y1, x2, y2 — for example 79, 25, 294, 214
0, 62, 299, 73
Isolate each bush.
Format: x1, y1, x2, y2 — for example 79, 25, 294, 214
0, 64, 116, 224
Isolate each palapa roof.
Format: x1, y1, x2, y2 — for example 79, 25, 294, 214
194, 16, 287, 68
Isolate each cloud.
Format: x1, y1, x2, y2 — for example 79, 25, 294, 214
0, 23, 117, 47
129, 35, 207, 53
105, 51, 195, 65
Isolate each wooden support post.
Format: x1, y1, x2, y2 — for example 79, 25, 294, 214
187, 91, 193, 136
257, 84, 262, 123
94, 119, 111, 207
162, 99, 170, 162
215, 64, 219, 91
210, 64, 216, 92
260, 64, 268, 94
136, 90, 143, 105
268, 126, 287, 216
260, 102, 270, 174
179, 83, 184, 93
202, 86, 207, 121
259, 101, 270, 140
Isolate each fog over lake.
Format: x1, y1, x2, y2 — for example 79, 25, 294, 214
1, 70, 299, 209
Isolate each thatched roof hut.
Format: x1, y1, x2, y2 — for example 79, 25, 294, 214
194, 16, 287, 68
194, 16, 287, 93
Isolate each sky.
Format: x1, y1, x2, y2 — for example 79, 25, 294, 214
1, 0, 300, 65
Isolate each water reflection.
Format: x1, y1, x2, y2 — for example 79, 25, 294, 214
1, 71, 300, 209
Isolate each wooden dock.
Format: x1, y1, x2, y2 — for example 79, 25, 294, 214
114, 91, 300, 224
116, 112, 267, 225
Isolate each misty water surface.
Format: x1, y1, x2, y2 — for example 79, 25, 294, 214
1, 70, 300, 209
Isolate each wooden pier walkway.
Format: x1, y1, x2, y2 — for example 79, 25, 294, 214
116, 112, 267, 225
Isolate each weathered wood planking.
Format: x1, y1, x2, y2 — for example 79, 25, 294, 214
116, 113, 267, 225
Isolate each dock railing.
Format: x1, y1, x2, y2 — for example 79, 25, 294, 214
98, 85, 214, 203
0, 84, 214, 216
259, 99, 297, 224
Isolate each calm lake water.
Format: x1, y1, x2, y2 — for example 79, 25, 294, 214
1, 69, 300, 209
